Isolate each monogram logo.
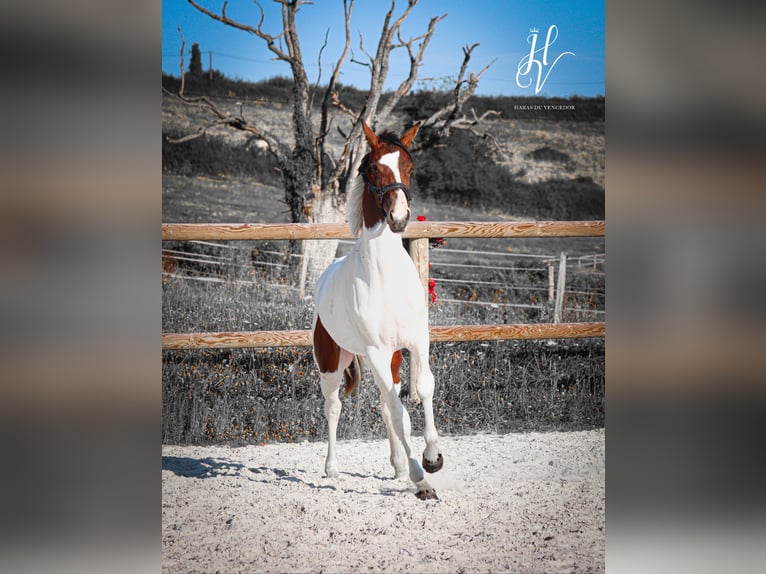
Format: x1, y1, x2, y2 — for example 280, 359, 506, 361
516, 25, 575, 95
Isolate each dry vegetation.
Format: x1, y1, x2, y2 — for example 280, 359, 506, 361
162, 77, 605, 444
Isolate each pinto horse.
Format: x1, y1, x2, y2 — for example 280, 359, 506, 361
312, 120, 444, 500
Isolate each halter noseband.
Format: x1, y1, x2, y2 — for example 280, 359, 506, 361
362, 173, 412, 206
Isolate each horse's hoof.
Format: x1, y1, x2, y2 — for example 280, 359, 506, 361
423, 452, 444, 473
415, 488, 438, 501
325, 467, 339, 479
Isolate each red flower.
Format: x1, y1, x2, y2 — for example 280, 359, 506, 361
416, 215, 440, 304
428, 278, 437, 304
415, 214, 445, 249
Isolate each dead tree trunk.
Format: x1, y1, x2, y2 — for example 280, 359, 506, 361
169, 0, 498, 296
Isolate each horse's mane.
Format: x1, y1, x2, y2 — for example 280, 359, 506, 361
348, 132, 413, 236
347, 162, 366, 237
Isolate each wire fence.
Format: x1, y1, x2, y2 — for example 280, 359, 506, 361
162, 236, 604, 318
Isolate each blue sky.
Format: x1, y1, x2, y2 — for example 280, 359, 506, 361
162, 0, 604, 98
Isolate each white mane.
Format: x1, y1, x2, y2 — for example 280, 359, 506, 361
347, 170, 365, 237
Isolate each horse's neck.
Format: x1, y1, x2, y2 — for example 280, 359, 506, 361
357, 222, 406, 261
349, 171, 407, 264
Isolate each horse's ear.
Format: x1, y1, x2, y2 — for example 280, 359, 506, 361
361, 120, 379, 148
399, 121, 421, 148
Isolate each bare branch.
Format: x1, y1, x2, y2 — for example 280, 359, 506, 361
355, 30, 374, 69
315, 0, 356, 188
328, 0, 354, 95
350, 53, 371, 69
318, 0, 360, 187
187, 0, 290, 62
366, 0, 406, 109
165, 118, 239, 143
163, 87, 225, 119
163, 84, 286, 163
331, 91, 359, 121
377, 12, 446, 123
417, 43, 499, 141
310, 28, 330, 110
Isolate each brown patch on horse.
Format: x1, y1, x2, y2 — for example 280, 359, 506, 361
362, 179, 383, 228
391, 350, 403, 385
313, 316, 339, 374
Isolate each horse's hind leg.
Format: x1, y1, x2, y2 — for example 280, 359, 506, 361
319, 369, 344, 478
409, 337, 443, 473
313, 316, 353, 478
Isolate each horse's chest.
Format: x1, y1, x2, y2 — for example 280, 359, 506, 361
316, 238, 424, 351
357, 250, 418, 302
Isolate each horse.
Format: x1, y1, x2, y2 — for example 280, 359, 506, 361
312, 120, 444, 500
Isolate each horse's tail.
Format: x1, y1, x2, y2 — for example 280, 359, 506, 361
343, 355, 362, 396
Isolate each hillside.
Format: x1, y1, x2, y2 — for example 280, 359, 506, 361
162, 74, 604, 221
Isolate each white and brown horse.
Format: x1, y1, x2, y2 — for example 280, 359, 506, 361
312, 120, 443, 500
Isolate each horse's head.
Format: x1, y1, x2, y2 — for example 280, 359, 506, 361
360, 120, 420, 233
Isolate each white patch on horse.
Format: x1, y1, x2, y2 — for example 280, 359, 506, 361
377, 151, 409, 223
378, 150, 402, 182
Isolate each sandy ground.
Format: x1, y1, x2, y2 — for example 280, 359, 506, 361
162, 430, 604, 573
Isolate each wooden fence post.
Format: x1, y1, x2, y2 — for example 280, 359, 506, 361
408, 237, 430, 393
554, 252, 567, 323
548, 261, 555, 303
408, 238, 430, 307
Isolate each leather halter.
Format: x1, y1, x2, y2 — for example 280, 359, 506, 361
359, 152, 413, 208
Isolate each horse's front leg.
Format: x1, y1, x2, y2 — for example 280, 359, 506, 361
366, 347, 437, 500
379, 387, 408, 479
409, 337, 444, 474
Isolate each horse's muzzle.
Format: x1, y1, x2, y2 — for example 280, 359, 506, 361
387, 210, 410, 233
381, 186, 411, 233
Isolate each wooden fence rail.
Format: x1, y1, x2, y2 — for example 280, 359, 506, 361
162, 220, 605, 241
162, 220, 605, 350
162, 322, 605, 350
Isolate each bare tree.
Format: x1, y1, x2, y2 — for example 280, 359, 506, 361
166, 0, 497, 295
